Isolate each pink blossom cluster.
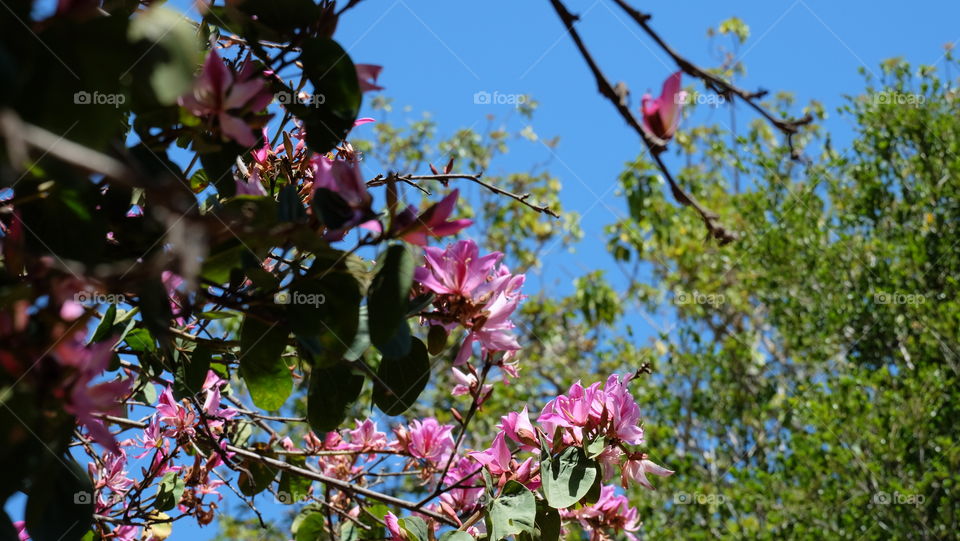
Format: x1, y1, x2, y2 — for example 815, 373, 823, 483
416, 239, 525, 373
560, 485, 642, 541
84, 371, 239, 539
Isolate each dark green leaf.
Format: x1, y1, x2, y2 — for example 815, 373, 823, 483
372, 337, 430, 416
154, 472, 185, 511
173, 345, 212, 400
487, 480, 536, 541
307, 362, 364, 432
24, 457, 94, 541
293, 38, 362, 154
368, 244, 415, 349
239, 316, 292, 411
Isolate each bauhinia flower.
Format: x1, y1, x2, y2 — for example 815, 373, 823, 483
179, 50, 273, 146
498, 405, 538, 450
310, 154, 375, 239
156, 387, 197, 439
561, 485, 641, 541
388, 189, 473, 245
640, 71, 685, 141
393, 418, 455, 466
415, 240, 525, 364
356, 64, 384, 92
469, 432, 512, 476
621, 456, 673, 490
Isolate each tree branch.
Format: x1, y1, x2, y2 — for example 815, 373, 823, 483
547, 0, 736, 244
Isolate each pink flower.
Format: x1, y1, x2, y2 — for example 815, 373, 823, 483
89, 450, 134, 512
179, 50, 273, 146
346, 418, 388, 453
156, 387, 196, 438
113, 525, 139, 541
621, 457, 673, 490
14, 521, 28, 541
469, 432, 512, 476
392, 189, 473, 245
384, 512, 406, 541
498, 406, 538, 449
356, 64, 384, 92
641, 71, 685, 141
202, 386, 238, 431
450, 367, 476, 396
55, 337, 132, 453
415, 240, 502, 297
563, 485, 640, 541
440, 456, 483, 513
602, 374, 644, 445
236, 168, 268, 196
311, 155, 374, 238
395, 418, 454, 466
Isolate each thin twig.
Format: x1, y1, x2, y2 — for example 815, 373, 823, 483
547, 0, 736, 244
368, 172, 560, 218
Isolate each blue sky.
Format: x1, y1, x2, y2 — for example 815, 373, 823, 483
9, 1, 960, 538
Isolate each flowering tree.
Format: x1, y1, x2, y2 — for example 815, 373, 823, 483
0, 0, 720, 539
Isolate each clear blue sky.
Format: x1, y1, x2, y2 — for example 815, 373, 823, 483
10, 1, 960, 538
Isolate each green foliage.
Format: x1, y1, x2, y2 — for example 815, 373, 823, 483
539, 446, 600, 509
239, 316, 292, 411
486, 481, 537, 541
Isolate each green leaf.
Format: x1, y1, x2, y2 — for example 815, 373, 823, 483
278, 184, 307, 222
293, 38, 362, 154
540, 446, 599, 509
90, 304, 117, 343
154, 472, 185, 511
487, 480, 536, 541
173, 345, 212, 400
124, 328, 156, 353
399, 517, 429, 541
307, 362, 364, 432
534, 503, 561, 541
127, 6, 199, 105
279, 455, 311, 504
439, 532, 474, 541
584, 436, 606, 459
344, 305, 371, 362
238, 443, 277, 496
376, 318, 412, 359
239, 316, 292, 411
294, 512, 328, 541
372, 337, 430, 416
24, 457, 94, 541
427, 324, 448, 355
288, 270, 362, 367
367, 244, 415, 349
